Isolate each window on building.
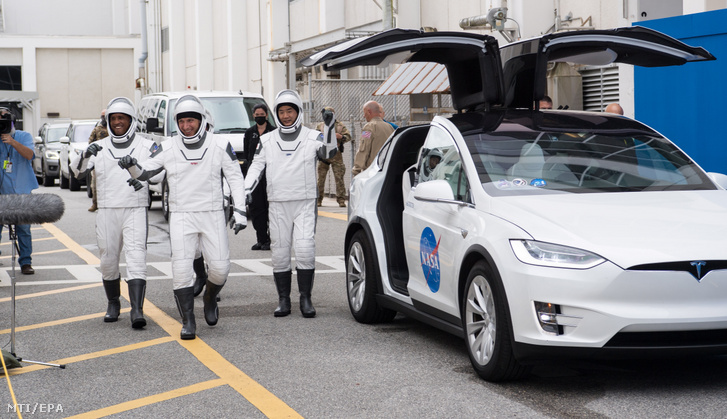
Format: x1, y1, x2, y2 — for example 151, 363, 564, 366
580, 65, 619, 112
0, 66, 22, 91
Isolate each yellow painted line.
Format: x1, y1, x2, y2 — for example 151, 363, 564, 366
0, 309, 129, 335
0, 237, 56, 247
41, 222, 100, 265
10, 222, 301, 417
0, 248, 72, 259
66, 378, 227, 419
318, 210, 347, 221
141, 299, 302, 418
2, 337, 175, 377
0, 283, 101, 303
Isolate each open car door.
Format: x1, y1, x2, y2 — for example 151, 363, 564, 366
301, 29, 505, 111
499, 26, 716, 109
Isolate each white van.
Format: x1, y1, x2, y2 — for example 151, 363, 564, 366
137, 90, 274, 219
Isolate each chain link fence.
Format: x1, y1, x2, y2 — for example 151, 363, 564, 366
298, 79, 411, 201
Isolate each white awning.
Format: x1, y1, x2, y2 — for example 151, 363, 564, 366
373, 62, 449, 96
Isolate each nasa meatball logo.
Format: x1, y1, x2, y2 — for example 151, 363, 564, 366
420, 227, 441, 293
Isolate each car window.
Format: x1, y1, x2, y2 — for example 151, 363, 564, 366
416, 125, 470, 201
71, 124, 95, 143
466, 130, 716, 195
156, 100, 167, 133
47, 127, 68, 143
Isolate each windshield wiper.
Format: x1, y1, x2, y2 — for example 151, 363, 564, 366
217, 128, 248, 133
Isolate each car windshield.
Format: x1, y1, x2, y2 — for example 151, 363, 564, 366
47, 127, 68, 143
167, 97, 269, 136
71, 124, 95, 143
465, 130, 716, 195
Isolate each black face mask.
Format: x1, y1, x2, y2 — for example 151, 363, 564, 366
254, 116, 267, 126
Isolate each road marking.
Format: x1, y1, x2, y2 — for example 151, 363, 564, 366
0, 221, 304, 417
0, 309, 118, 334
0, 283, 101, 301
319, 210, 347, 221
66, 379, 227, 419
3, 337, 176, 377
42, 222, 100, 265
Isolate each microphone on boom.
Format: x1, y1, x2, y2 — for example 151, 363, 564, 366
0, 193, 65, 225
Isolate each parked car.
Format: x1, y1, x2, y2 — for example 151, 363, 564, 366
137, 90, 274, 219
59, 120, 97, 191
303, 27, 727, 382
33, 122, 70, 186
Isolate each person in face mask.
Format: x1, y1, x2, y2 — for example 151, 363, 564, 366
71, 97, 162, 330
241, 104, 274, 250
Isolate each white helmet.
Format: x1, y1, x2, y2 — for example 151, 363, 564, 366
205, 108, 215, 132
174, 95, 207, 144
273, 89, 303, 134
105, 97, 137, 142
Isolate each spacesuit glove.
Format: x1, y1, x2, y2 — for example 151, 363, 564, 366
118, 155, 138, 169
84, 142, 103, 158
232, 213, 247, 235
245, 188, 253, 205
126, 178, 143, 191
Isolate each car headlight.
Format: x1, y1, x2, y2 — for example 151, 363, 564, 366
44, 150, 60, 160
510, 240, 605, 269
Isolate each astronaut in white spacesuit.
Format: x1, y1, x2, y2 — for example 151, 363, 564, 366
418, 147, 443, 183
71, 96, 160, 329
119, 95, 247, 340
244, 89, 337, 318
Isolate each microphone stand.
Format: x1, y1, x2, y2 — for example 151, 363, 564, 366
7, 224, 65, 369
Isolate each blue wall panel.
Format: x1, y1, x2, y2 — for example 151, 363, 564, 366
635, 9, 727, 173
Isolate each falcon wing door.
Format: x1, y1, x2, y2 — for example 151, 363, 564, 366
302, 29, 504, 111
500, 26, 716, 109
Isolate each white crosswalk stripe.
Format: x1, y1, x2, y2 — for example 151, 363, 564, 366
0, 256, 346, 286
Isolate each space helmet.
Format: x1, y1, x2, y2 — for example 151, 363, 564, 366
105, 97, 138, 142
174, 95, 208, 143
273, 89, 303, 134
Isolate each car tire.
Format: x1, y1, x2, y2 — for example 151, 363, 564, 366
161, 179, 170, 221
60, 172, 69, 189
41, 169, 55, 187
346, 230, 397, 323
462, 261, 530, 382
86, 172, 93, 198
69, 172, 80, 191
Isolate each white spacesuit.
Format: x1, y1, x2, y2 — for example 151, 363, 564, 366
120, 95, 246, 340
71, 96, 159, 329
418, 147, 444, 183
244, 89, 337, 318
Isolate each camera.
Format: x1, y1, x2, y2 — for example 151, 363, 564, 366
0, 111, 12, 135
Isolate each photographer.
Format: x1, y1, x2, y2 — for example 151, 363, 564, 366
0, 107, 38, 275
315, 107, 351, 208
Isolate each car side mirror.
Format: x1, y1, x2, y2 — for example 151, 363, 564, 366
60, 136, 70, 144
34, 136, 42, 144
146, 117, 163, 133
412, 179, 455, 202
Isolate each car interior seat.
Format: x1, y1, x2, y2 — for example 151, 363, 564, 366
508, 143, 545, 180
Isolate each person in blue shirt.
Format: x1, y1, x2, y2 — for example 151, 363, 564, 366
0, 107, 39, 274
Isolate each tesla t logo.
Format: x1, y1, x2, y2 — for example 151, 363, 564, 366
420, 227, 441, 293
690, 261, 707, 282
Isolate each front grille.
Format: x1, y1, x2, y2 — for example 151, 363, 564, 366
628, 260, 727, 280
605, 329, 727, 348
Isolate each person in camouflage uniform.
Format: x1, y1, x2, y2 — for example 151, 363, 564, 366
87, 109, 109, 212
315, 107, 351, 207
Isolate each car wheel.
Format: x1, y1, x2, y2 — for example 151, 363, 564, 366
41, 169, 55, 187
161, 179, 170, 221
69, 172, 80, 191
60, 172, 69, 189
86, 172, 93, 198
462, 261, 530, 382
346, 230, 396, 323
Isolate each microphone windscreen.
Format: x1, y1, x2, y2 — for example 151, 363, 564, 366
0, 193, 65, 225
